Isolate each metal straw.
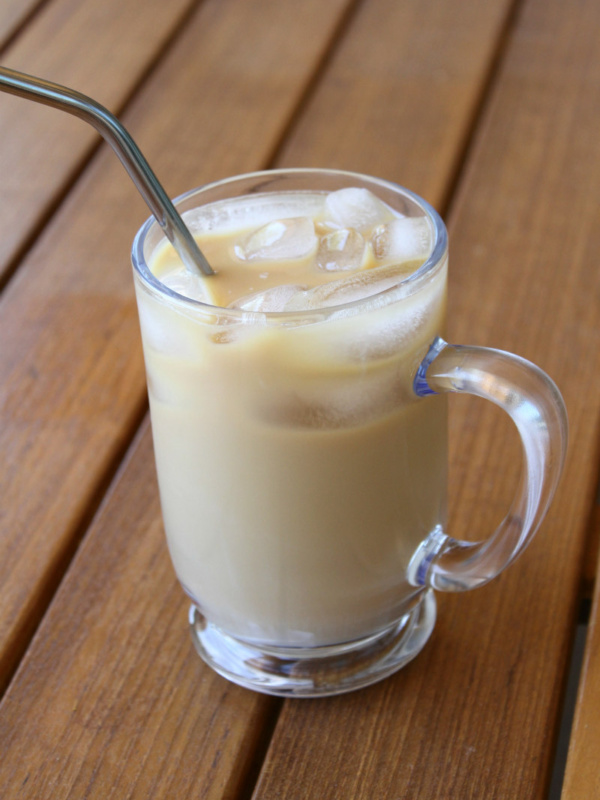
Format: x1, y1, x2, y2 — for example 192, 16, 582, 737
0, 65, 214, 277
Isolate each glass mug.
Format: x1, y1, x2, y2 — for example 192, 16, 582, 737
131, 169, 567, 697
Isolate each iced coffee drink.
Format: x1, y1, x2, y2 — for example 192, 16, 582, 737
133, 170, 448, 691
132, 169, 567, 696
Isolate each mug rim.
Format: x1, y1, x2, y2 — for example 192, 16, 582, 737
131, 167, 448, 322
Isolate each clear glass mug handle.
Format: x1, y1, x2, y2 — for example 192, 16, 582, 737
409, 337, 568, 591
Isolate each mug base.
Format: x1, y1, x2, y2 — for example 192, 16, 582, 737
188, 590, 436, 697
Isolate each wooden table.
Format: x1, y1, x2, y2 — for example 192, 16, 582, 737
0, 0, 599, 797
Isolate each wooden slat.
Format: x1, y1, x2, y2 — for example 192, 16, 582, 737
561, 545, 600, 799
275, 0, 515, 205
0, 0, 199, 285
252, 0, 600, 797
0, 424, 280, 798
0, 0, 42, 50
582, 486, 600, 599
0, 0, 352, 693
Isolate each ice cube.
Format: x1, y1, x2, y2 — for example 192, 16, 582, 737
263, 368, 403, 430
136, 294, 201, 360
283, 264, 407, 311
324, 188, 396, 233
230, 284, 307, 313
211, 326, 244, 345
183, 193, 325, 235
316, 228, 366, 272
158, 266, 213, 303
371, 217, 432, 265
235, 217, 318, 262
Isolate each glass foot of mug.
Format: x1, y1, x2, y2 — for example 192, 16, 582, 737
188, 590, 436, 697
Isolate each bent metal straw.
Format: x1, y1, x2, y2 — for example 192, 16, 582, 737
0, 65, 214, 277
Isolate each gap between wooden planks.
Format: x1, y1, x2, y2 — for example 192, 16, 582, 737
561, 495, 600, 799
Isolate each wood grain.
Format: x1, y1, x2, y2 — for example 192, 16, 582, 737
0, 0, 198, 284
252, 0, 600, 797
582, 489, 600, 599
276, 0, 516, 205
0, 0, 352, 693
0, 0, 43, 50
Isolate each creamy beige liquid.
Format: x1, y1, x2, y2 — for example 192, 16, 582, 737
135, 190, 447, 647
